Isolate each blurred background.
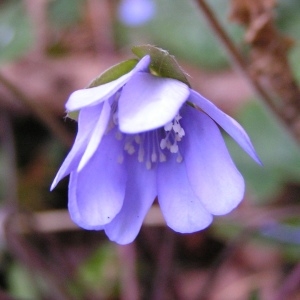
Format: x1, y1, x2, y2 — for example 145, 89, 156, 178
0, 0, 300, 299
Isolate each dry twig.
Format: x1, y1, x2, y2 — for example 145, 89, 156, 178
195, 0, 300, 144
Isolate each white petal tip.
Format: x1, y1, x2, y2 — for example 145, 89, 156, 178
50, 181, 57, 191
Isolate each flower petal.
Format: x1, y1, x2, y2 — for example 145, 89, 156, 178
50, 104, 103, 190
157, 156, 212, 233
181, 106, 245, 215
118, 73, 190, 133
68, 173, 103, 230
68, 128, 127, 228
189, 90, 261, 164
66, 55, 151, 111
77, 101, 111, 171
104, 156, 157, 244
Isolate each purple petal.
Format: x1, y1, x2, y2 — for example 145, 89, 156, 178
104, 156, 157, 244
68, 128, 127, 228
50, 104, 103, 190
77, 101, 111, 171
189, 90, 261, 164
68, 173, 103, 230
157, 156, 213, 233
181, 106, 245, 215
66, 55, 151, 111
118, 73, 190, 133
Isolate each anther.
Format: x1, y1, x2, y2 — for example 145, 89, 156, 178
151, 152, 157, 162
160, 139, 167, 149
176, 153, 183, 163
170, 144, 179, 153
164, 122, 173, 131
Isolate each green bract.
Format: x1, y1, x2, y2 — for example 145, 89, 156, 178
88, 59, 138, 88
68, 59, 138, 121
132, 45, 190, 87
68, 45, 191, 121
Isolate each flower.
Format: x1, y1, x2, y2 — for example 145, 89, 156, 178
118, 0, 156, 27
51, 53, 260, 245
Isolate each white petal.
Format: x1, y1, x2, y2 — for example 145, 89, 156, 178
77, 101, 111, 171
50, 104, 103, 190
66, 55, 151, 111
118, 73, 190, 133
68, 173, 103, 230
68, 128, 127, 228
181, 106, 245, 215
157, 156, 213, 233
190, 90, 261, 164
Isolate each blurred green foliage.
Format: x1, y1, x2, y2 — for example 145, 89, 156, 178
48, 0, 86, 28
7, 262, 42, 299
116, 0, 243, 69
75, 243, 119, 298
276, 0, 300, 81
0, 0, 34, 63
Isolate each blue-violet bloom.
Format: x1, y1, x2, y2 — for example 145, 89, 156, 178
51, 53, 261, 244
118, 0, 155, 26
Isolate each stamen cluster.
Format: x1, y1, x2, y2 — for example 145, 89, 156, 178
113, 109, 185, 169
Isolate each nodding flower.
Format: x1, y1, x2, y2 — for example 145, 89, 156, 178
51, 52, 261, 245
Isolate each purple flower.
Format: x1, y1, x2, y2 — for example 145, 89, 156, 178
118, 0, 155, 26
51, 54, 260, 245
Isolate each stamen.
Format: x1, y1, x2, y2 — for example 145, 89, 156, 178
151, 134, 157, 162
164, 122, 173, 131
135, 135, 141, 144
175, 115, 182, 121
114, 113, 185, 169
170, 143, 178, 153
113, 112, 118, 125
138, 143, 145, 162
176, 153, 183, 163
146, 160, 151, 170
151, 153, 157, 162
123, 138, 136, 154
173, 122, 181, 133
159, 153, 167, 162
160, 139, 167, 149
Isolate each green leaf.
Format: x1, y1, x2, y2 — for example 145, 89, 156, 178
67, 111, 79, 121
115, 0, 243, 69
88, 59, 138, 88
48, 0, 85, 28
75, 244, 119, 298
132, 44, 190, 86
68, 59, 138, 121
8, 262, 41, 299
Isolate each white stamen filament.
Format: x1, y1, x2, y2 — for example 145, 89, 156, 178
170, 143, 178, 153
115, 113, 185, 168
